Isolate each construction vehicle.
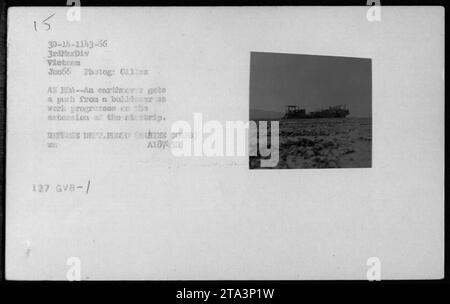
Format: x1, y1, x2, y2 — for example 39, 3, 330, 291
283, 105, 349, 119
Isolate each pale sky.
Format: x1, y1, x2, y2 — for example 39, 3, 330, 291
249, 52, 372, 117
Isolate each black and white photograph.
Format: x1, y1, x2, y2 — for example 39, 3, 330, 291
249, 52, 372, 169
0, 1, 446, 293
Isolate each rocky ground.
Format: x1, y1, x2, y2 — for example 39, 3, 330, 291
250, 118, 372, 169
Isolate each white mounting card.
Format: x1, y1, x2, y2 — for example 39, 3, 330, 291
6, 6, 444, 280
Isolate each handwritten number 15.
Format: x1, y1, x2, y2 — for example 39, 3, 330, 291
34, 13, 55, 32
